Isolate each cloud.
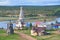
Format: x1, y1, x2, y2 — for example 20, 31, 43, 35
10, 0, 20, 5
0, 0, 10, 6
0, 0, 19, 6
0, 0, 60, 6
19, 0, 60, 5
20, 0, 59, 3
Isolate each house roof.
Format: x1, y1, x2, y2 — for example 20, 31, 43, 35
35, 27, 46, 32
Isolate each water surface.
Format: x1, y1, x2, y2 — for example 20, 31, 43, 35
0, 18, 60, 29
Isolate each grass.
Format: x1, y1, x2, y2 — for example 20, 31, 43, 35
19, 29, 60, 40
0, 29, 6, 33
0, 29, 26, 40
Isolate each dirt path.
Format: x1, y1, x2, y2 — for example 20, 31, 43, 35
52, 31, 60, 34
14, 31, 37, 40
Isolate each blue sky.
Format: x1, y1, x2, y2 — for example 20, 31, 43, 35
0, 0, 60, 6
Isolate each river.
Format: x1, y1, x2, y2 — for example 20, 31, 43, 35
0, 18, 60, 29
0, 21, 16, 29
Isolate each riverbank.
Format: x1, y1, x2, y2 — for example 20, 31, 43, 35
0, 17, 17, 21
0, 17, 56, 22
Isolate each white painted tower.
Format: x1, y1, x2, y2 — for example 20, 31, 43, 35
16, 7, 24, 29
19, 7, 24, 20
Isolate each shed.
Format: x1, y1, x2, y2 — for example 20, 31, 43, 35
26, 22, 30, 28
31, 26, 46, 36
53, 24, 60, 29
53, 25, 58, 29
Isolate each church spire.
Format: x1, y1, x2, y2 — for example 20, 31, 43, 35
16, 6, 24, 30
19, 7, 24, 20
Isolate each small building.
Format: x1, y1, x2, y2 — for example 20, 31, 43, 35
26, 22, 30, 28
31, 22, 46, 36
31, 26, 46, 36
53, 24, 60, 29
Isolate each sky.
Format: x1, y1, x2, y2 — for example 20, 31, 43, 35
0, 0, 60, 6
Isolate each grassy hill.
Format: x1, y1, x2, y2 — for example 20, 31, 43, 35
0, 5, 60, 17
0, 5, 60, 21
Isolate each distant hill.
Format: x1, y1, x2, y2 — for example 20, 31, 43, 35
0, 5, 60, 17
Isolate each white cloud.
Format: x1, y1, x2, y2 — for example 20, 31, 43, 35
21, 0, 59, 3
0, 0, 10, 6
20, 0, 60, 5
0, 0, 60, 6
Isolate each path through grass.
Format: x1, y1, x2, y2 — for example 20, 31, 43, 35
19, 29, 60, 40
